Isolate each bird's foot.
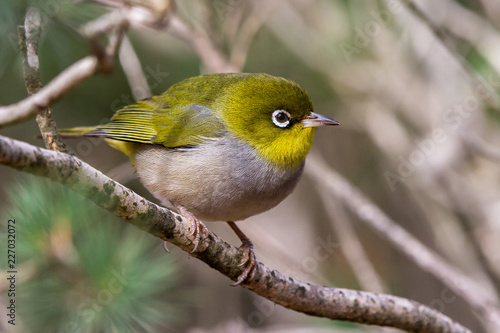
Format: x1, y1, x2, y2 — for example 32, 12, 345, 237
227, 221, 257, 286
232, 241, 256, 286
177, 206, 204, 253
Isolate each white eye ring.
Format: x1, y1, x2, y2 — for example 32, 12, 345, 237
272, 110, 291, 128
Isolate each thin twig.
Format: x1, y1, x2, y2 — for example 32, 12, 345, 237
228, 0, 283, 71
168, 15, 237, 73
119, 36, 152, 100
90, 0, 173, 28
0, 135, 471, 333
20, 7, 68, 153
80, 7, 132, 38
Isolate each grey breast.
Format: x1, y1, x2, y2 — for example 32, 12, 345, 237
134, 136, 304, 222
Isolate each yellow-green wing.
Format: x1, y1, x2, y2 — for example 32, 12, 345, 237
91, 112, 156, 144
89, 98, 226, 148
152, 104, 226, 148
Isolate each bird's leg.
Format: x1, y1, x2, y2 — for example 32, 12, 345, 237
227, 221, 257, 286
177, 205, 204, 252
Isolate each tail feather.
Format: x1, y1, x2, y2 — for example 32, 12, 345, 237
58, 126, 100, 138
58, 105, 156, 144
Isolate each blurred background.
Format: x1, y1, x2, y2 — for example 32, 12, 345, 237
1, 0, 500, 332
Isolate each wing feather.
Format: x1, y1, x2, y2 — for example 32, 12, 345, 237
88, 101, 226, 148
152, 104, 226, 147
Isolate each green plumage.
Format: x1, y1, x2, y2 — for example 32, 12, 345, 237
74, 73, 313, 154
152, 104, 226, 147
60, 72, 338, 169
90, 106, 156, 144
79, 74, 259, 148
88, 101, 226, 148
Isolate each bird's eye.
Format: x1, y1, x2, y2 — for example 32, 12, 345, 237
272, 110, 291, 128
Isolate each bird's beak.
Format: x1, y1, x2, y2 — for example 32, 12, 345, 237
301, 112, 340, 128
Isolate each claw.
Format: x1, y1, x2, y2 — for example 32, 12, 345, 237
227, 221, 257, 286
191, 222, 201, 252
177, 206, 203, 253
231, 243, 256, 286
163, 241, 170, 253
238, 249, 250, 267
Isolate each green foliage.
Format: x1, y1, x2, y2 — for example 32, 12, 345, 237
1, 175, 185, 332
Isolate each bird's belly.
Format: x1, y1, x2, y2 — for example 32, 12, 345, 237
134, 138, 304, 222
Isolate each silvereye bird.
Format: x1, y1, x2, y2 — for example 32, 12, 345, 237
61, 73, 339, 285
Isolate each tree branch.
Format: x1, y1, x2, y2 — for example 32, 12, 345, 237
0, 56, 99, 128
0, 135, 471, 333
